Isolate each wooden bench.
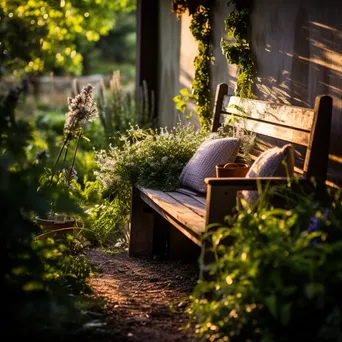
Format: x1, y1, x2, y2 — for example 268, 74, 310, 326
128, 83, 333, 260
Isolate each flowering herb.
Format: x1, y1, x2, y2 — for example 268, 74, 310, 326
64, 84, 99, 138
307, 207, 329, 246
95, 122, 208, 193
49, 84, 98, 186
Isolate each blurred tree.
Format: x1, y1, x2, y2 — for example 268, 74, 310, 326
82, 10, 136, 75
0, 0, 136, 77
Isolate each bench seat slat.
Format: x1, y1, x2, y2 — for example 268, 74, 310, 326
167, 191, 206, 218
189, 194, 206, 206
223, 96, 314, 131
138, 186, 205, 245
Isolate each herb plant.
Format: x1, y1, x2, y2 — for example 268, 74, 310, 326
188, 182, 342, 342
95, 122, 208, 193
1, 82, 93, 338
91, 123, 208, 242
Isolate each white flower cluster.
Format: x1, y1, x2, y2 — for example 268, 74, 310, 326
94, 122, 208, 192
64, 84, 99, 137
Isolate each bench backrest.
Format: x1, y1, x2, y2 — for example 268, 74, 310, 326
211, 83, 333, 182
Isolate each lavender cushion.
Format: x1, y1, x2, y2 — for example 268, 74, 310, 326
240, 144, 295, 205
179, 137, 241, 193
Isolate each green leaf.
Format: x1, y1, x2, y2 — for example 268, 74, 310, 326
23, 281, 45, 291
82, 135, 91, 142
264, 295, 277, 317
173, 95, 182, 102
176, 102, 186, 113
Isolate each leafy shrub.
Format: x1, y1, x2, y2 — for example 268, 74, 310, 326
90, 123, 208, 243
1, 83, 94, 338
188, 182, 342, 342
98, 71, 155, 145
95, 122, 208, 193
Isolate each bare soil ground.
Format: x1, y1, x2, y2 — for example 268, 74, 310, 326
86, 248, 199, 342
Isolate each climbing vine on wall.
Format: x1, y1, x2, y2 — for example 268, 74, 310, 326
171, 0, 255, 127
172, 0, 213, 130
221, 0, 254, 98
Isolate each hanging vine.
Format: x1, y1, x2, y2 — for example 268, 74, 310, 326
171, 0, 254, 128
221, 0, 254, 98
172, 0, 213, 130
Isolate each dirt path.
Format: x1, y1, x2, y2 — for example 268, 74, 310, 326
86, 248, 199, 341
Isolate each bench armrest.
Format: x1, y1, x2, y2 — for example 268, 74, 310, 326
205, 176, 310, 187
205, 177, 311, 226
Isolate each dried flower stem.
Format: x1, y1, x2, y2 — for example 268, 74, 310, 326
67, 129, 83, 185
49, 139, 69, 186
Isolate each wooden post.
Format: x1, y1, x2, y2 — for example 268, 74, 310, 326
129, 189, 155, 257
304, 95, 333, 182
211, 83, 228, 133
136, 0, 159, 120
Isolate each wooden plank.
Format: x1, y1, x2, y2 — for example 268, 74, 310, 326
167, 192, 206, 218
212, 83, 228, 132
175, 188, 207, 206
304, 95, 333, 181
222, 114, 310, 146
136, 0, 158, 119
190, 194, 207, 206
137, 187, 205, 245
139, 187, 205, 234
222, 96, 314, 131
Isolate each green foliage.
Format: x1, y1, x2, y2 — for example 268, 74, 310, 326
172, 2, 213, 130
90, 123, 208, 243
188, 182, 342, 341
99, 72, 155, 145
83, 197, 131, 245
221, 0, 255, 98
95, 123, 208, 193
82, 10, 136, 76
94, 11, 136, 66
189, 5, 212, 129
1, 83, 93, 337
173, 87, 194, 119
0, 0, 136, 75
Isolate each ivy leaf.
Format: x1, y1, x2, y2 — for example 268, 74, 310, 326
180, 88, 190, 96
176, 102, 186, 113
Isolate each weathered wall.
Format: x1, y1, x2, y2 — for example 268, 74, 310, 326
156, 0, 342, 185
249, 0, 342, 185
157, 0, 199, 128
210, 1, 236, 96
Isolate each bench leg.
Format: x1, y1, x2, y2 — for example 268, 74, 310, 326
168, 225, 200, 261
128, 189, 155, 257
